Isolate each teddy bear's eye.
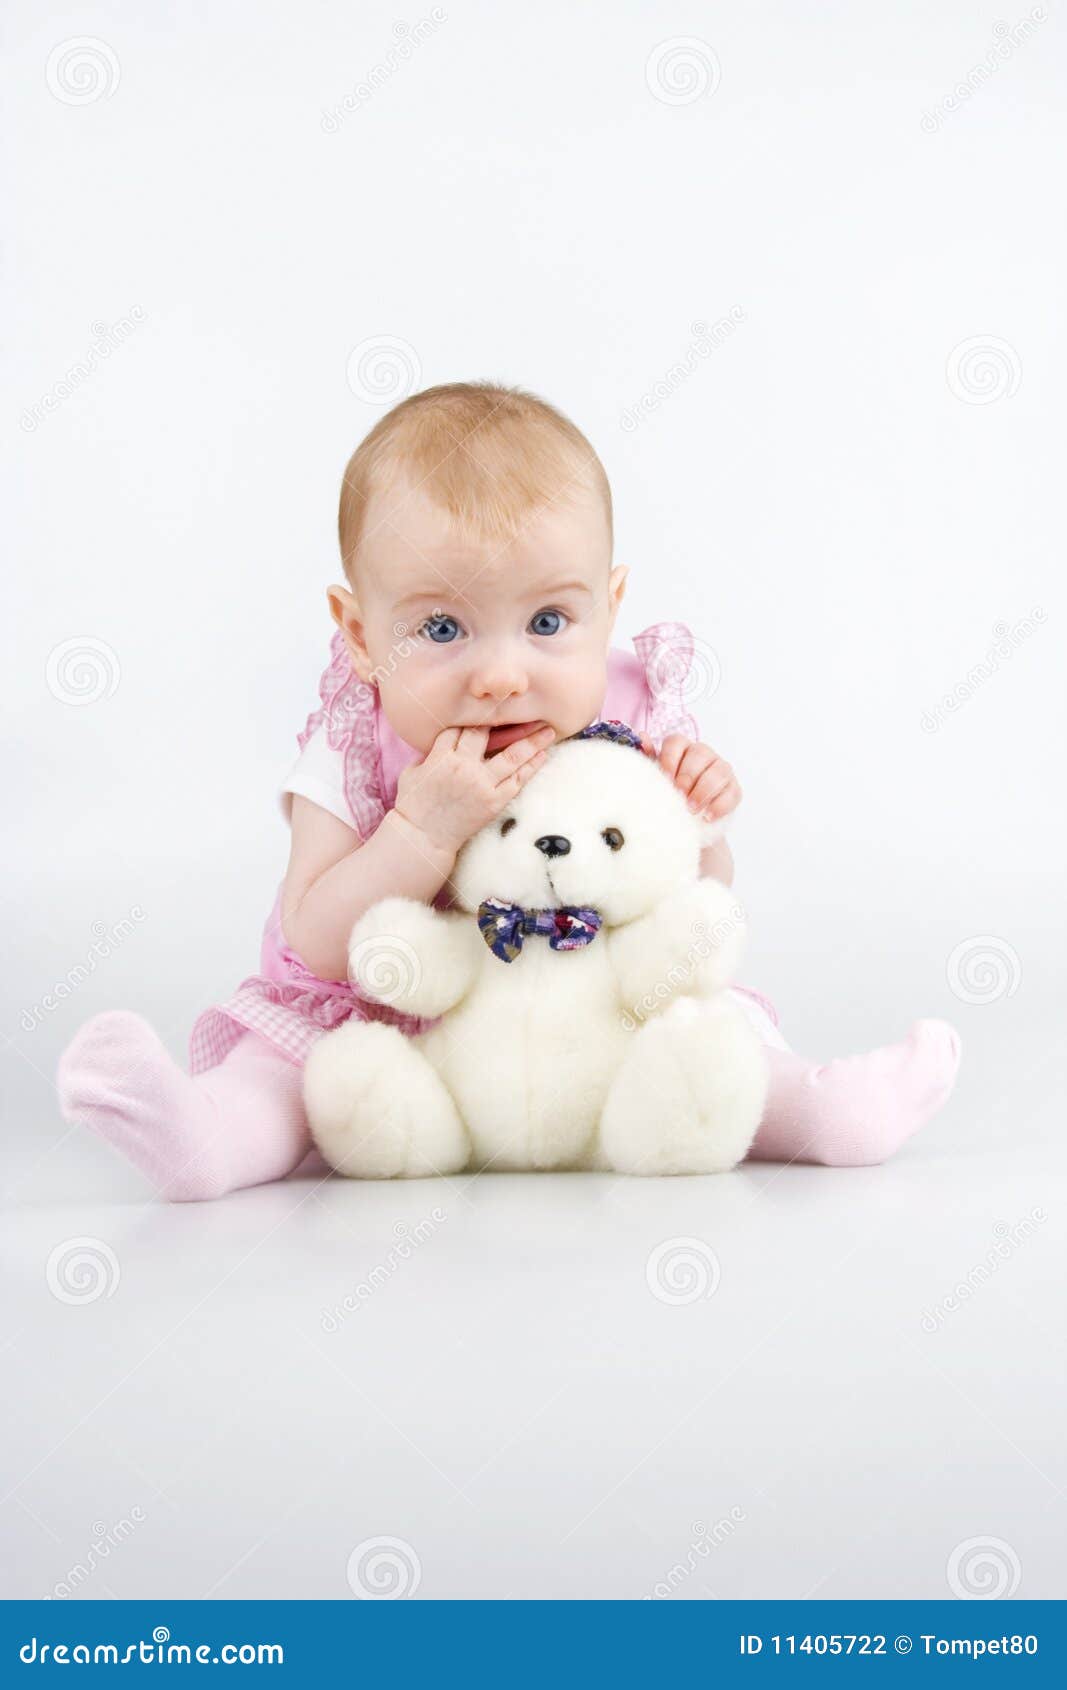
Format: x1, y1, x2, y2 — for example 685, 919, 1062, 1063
500, 816, 517, 836
601, 827, 625, 851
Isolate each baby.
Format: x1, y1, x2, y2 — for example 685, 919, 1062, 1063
57, 382, 961, 1200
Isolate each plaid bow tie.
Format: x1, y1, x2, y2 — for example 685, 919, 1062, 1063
476, 896, 603, 963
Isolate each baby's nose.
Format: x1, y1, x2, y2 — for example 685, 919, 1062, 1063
469, 643, 530, 700
534, 834, 570, 859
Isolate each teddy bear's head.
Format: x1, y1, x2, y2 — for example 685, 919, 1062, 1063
450, 722, 721, 928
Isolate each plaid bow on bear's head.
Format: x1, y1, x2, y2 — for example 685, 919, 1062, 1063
475, 719, 645, 963
571, 718, 646, 753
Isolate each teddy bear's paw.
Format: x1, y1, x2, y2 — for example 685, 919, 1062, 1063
303, 1020, 470, 1180
600, 996, 767, 1175
682, 881, 747, 997
347, 899, 480, 1020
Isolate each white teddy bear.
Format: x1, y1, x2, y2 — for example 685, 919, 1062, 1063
303, 721, 768, 1179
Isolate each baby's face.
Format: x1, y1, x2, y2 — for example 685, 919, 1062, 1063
333, 472, 627, 757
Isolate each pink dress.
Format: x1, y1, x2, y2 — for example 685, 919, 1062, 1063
188, 621, 778, 1074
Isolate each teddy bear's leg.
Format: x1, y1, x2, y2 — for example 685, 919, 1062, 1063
303, 1020, 470, 1180
599, 996, 768, 1175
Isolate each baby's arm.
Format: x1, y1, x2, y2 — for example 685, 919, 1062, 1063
281, 721, 556, 980
281, 799, 455, 981
700, 837, 735, 886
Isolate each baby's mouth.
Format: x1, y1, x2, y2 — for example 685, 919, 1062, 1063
483, 719, 547, 756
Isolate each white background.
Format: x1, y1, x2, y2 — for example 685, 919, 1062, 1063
4, 1, 1065, 1602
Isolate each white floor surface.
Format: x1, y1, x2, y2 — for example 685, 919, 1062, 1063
3, 1073, 1063, 1601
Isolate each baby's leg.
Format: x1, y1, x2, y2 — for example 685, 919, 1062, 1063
731, 995, 962, 1167
56, 1011, 313, 1202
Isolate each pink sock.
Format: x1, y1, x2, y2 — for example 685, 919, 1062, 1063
56, 1011, 314, 1202
745, 1019, 961, 1167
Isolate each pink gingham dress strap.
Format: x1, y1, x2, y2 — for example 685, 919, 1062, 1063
631, 621, 702, 748
298, 628, 386, 842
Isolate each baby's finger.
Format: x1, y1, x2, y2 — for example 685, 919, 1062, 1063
674, 743, 717, 791
657, 734, 692, 781
684, 757, 729, 800
495, 746, 550, 795
425, 725, 477, 760
452, 725, 491, 758
487, 725, 555, 785
691, 773, 741, 817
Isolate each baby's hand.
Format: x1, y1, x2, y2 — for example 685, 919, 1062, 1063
394, 723, 557, 858
638, 731, 742, 820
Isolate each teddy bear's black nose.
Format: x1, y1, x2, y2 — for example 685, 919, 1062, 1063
534, 834, 571, 859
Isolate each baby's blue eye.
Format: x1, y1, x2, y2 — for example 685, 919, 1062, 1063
530, 608, 567, 636
419, 614, 462, 643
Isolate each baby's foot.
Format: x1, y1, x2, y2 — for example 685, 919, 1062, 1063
748, 1018, 962, 1167
56, 1011, 230, 1201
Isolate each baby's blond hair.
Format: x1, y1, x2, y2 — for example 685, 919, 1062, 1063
337, 381, 612, 583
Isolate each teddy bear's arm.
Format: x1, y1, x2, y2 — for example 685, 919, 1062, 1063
347, 896, 483, 1019
609, 879, 747, 1020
